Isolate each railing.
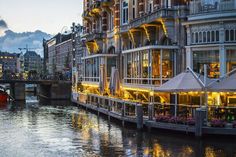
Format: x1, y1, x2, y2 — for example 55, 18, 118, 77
83, 32, 104, 42
82, 77, 99, 82
0, 75, 71, 81
124, 77, 170, 86
189, 1, 236, 15
153, 102, 200, 118
120, 7, 179, 33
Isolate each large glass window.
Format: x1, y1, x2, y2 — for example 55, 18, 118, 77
227, 50, 236, 72
162, 50, 174, 78
152, 51, 160, 78
127, 53, 131, 78
133, 52, 139, 78
142, 51, 149, 78
122, 0, 128, 24
193, 50, 220, 78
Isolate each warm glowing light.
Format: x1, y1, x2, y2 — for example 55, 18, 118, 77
128, 30, 136, 47
82, 83, 99, 88
150, 91, 154, 97
160, 19, 168, 36
122, 86, 150, 93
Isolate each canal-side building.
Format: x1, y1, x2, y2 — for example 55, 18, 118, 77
73, 0, 236, 136
184, 0, 236, 79
0, 51, 18, 74
23, 51, 43, 74
44, 23, 84, 78
79, 0, 189, 101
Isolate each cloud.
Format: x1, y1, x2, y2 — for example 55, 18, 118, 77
0, 17, 8, 36
0, 30, 51, 57
0, 19, 8, 29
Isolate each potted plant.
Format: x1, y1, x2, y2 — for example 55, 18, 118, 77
210, 119, 226, 128
168, 116, 177, 123
186, 117, 195, 126
156, 115, 170, 123
176, 117, 187, 124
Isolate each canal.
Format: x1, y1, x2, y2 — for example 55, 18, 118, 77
0, 96, 235, 157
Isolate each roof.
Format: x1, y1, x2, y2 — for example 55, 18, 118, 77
208, 71, 236, 92
155, 69, 209, 92
24, 51, 40, 57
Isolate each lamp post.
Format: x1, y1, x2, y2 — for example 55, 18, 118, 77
71, 23, 83, 69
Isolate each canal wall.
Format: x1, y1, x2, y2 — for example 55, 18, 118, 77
71, 95, 236, 137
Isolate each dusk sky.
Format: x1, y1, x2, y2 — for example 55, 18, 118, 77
0, 0, 83, 34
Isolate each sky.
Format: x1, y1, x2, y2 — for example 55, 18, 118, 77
0, 0, 83, 34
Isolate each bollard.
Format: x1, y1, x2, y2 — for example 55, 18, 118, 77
148, 103, 154, 121
195, 107, 206, 137
136, 104, 143, 130
122, 103, 125, 127
97, 103, 100, 116
108, 100, 112, 121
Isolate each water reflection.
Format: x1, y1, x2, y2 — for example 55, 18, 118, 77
0, 99, 235, 157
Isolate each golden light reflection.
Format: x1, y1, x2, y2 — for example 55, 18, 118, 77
71, 113, 99, 141
153, 143, 171, 157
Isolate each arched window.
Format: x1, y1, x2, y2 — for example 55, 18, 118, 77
216, 30, 219, 42
196, 33, 199, 43
192, 33, 195, 44
199, 32, 202, 43
235, 30, 236, 41
203, 32, 206, 43
148, 0, 153, 12
211, 31, 215, 42
207, 31, 211, 42
230, 30, 234, 41
225, 30, 229, 41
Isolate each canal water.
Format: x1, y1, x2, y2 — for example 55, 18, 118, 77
0, 96, 235, 157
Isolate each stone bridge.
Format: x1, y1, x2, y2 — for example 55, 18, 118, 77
0, 79, 72, 101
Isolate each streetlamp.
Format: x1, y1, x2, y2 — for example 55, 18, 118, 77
71, 22, 83, 68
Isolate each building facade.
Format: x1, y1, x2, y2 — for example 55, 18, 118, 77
23, 51, 43, 73
0, 51, 18, 74
73, 0, 236, 133
185, 0, 236, 78
44, 24, 84, 77
80, 0, 189, 99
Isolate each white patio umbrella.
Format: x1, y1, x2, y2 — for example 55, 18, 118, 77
208, 71, 236, 92
155, 69, 206, 92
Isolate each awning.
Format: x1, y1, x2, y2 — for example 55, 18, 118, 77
208, 71, 236, 92
155, 69, 207, 92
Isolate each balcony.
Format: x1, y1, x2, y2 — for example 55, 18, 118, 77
83, 32, 104, 42
101, 0, 113, 7
120, 8, 177, 33
189, 0, 236, 15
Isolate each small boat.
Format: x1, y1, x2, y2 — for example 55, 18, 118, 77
0, 86, 8, 102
